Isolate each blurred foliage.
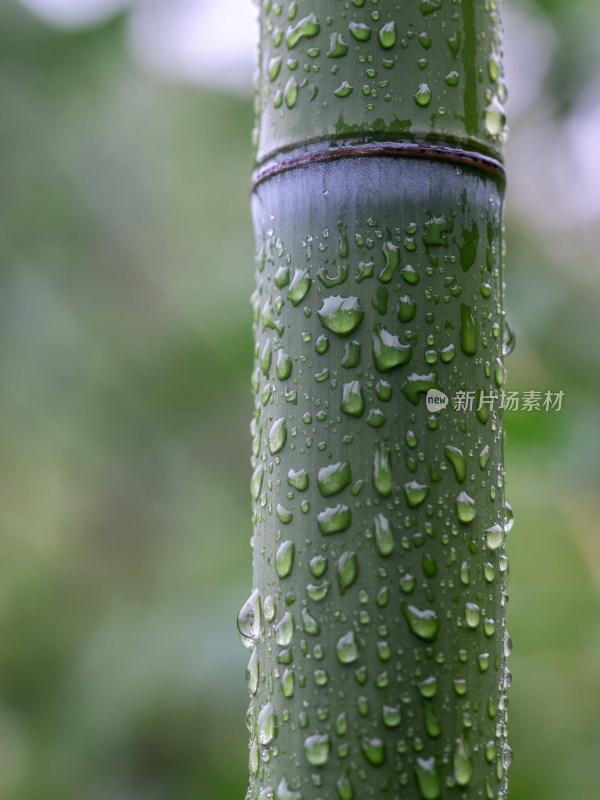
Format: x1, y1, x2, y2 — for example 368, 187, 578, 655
0, 1, 598, 799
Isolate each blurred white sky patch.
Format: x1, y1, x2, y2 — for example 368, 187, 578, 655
126, 0, 258, 95
18, 0, 129, 28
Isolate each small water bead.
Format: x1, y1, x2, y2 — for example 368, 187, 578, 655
275, 612, 294, 646
341, 380, 364, 417
281, 668, 295, 698
288, 468, 309, 491
485, 97, 506, 136
315, 334, 329, 355
378, 21, 397, 50
310, 555, 328, 578
314, 668, 328, 686
275, 540, 295, 578
288, 269, 311, 305
373, 324, 412, 371
304, 734, 330, 766
276, 350, 292, 381
246, 647, 259, 695
238, 588, 261, 650
374, 513, 394, 557
373, 443, 392, 497
336, 631, 359, 664
415, 756, 441, 800
349, 22, 371, 42
337, 551, 358, 594
263, 595, 276, 622
317, 504, 351, 535
418, 676, 438, 698
301, 607, 320, 635
455, 492, 477, 523
306, 581, 331, 601
465, 602, 481, 628
454, 734, 473, 786
251, 466, 264, 501
258, 702, 277, 745
269, 417, 287, 454
360, 737, 387, 766
485, 524, 503, 549
318, 461, 351, 497
317, 295, 364, 336
404, 481, 429, 508
402, 603, 440, 641
334, 81, 354, 98
414, 83, 432, 107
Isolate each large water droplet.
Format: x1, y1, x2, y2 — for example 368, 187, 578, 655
288, 467, 309, 491
374, 513, 394, 557
336, 631, 359, 664
460, 303, 478, 356
317, 504, 352, 535
275, 540, 295, 578
444, 446, 466, 483
286, 13, 320, 49
378, 21, 397, 50
258, 702, 277, 745
288, 269, 311, 306
360, 736, 386, 766
373, 443, 392, 497
404, 480, 429, 508
337, 551, 358, 594
415, 756, 441, 799
269, 417, 287, 454
318, 461, 351, 497
373, 324, 411, 372
453, 734, 473, 786
317, 296, 364, 336
275, 612, 294, 646
341, 380, 365, 417
455, 492, 477, 523
485, 523, 503, 549
402, 603, 440, 641
246, 646, 259, 695
238, 588, 261, 650
304, 734, 330, 766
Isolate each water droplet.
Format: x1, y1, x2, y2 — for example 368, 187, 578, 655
402, 603, 440, 641
455, 492, 477, 523
460, 303, 478, 355
360, 736, 386, 766
263, 595, 276, 622
486, 524, 503, 550
277, 778, 302, 800
288, 269, 311, 306
415, 756, 441, 799
382, 705, 401, 727
275, 540, 295, 578
276, 350, 292, 381
374, 513, 394, 557
237, 588, 261, 650
306, 580, 330, 601
327, 32, 348, 58
378, 21, 397, 50
251, 466, 264, 501
269, 417, 287, 454
336, 631, 359, 664
373, 443, 392, 497
421, 552, 438, 577
418, 676, 438, 698
334, 81, 354, 98
465, 602, 481, 628
284, 77, 298, 109
484, 97, 506, 136
454, 734, 473, 786
286, 13, 320, 49
341, 339, 361, 367
246, 646, 259, 695
349, 22, 371, 42
414, 83, 432, 107
301, 607, 320, 634
341, 380, 365, 417
401, 372, 441, 405
288, 467, 309, 491
404, 481, 429, 508
281, 668, 295, 699
337, 551, 358, 594
336, 770, 353, 800
304, 734, 330, 766
398, 294, 416, 322
373, 324, 411, 371
317, 295, 364, 336
318, 461, 351, 497
315, 334, 329, 354
317, 504, 352, 535
276, 503, 293, 524
444, 445, 466, 483
258, 702, 277, 745
275, 612, 294, 646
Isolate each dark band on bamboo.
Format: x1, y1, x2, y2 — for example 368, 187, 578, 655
251, 141, 505, 192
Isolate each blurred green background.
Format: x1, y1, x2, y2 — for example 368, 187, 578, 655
0, 1, 598, 798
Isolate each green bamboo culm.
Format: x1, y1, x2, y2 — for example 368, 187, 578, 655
240, 2, 511, 800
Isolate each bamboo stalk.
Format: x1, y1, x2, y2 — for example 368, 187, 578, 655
240, 3, 510, 799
